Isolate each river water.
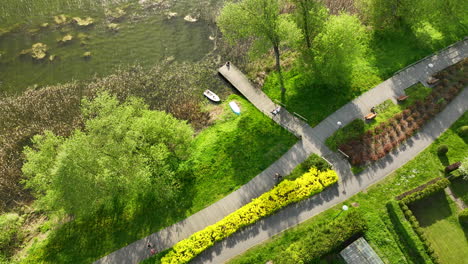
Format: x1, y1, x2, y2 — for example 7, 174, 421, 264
0, 0, 220, 94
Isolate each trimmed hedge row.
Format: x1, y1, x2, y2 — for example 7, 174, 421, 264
386, 201, 434, 264
275, 211, 366, 264
396, 177, 450, 203
459, 208, 468, 226
398, 201, 441, 264
161, 168, 338, 264
391, 178, 453, 264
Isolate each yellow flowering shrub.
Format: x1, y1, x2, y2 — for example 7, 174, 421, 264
161, 168, 338, 264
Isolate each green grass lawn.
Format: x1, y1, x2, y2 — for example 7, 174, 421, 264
227, 111, 467, 264
409, 191, 468, 264
188, 94, 297, 214
20, 95, 296, 264
262, 28, 451, 128
325, 83, 432, 151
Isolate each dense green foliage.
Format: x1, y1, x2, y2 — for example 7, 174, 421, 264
158, 168, 338, 264
0, 213, 24, 261
0, 60, 220, 212
18, 95, 295, 264
275, 211, 366, 264
258, 0, 466, 127
218, 0, 302, 94
313, 13, 369, 88
22, 92, 194, 218
228, 112, 467, 264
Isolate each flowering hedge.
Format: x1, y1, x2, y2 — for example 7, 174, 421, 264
160, 168, 338, 264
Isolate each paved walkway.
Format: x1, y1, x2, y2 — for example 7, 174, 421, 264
94, 39, 467, 264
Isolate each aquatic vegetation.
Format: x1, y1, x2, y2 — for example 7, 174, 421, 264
106, 8, 126, 21
19, 49, 31, 56
166, 12, 177, 19
73, 17, 94, 26
31, 43, 48, 60
184, 15, 198, 22
58, 34, 73, 44
40, 23, 49, 28
107, 23, 120, 32
0, 27, 8, 37
54, 14, 69, 25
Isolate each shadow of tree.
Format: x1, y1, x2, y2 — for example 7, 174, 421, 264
438, 153, 450, 166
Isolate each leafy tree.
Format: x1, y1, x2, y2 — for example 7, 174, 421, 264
22, 93, 194, 218
356, 0, 404, 30
290, 0, 327, 49
218, 0, 302, 96
312, 14, 369, 88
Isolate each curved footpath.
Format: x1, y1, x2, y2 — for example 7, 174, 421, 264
94, 39, 467, 264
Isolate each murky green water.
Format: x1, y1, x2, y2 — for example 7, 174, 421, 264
0, 0, 220, 94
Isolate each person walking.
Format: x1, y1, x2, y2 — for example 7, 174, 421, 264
226, 61, 231, 70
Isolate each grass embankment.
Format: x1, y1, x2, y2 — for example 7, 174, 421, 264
228, 111, 467, 264
325, 83, 431, 151
410, 191, 468, 264
20, 95, 296, 264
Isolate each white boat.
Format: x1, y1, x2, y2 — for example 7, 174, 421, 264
203, 90, 220, 102
229, 101, 241, 115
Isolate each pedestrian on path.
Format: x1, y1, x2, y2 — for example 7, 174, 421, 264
274, 173, 283, 184
147, 242, 157, 255
226, 61, 231, 70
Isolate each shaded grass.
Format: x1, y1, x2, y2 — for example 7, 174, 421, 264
20, 95, 296, 264
409, 191, 468, 264
188, 94, 297, 214
228, 111, 467, 264
325, 83, 432, 151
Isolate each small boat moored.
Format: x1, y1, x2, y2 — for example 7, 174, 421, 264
229, 101, 241, 115
203, 89, 220, 102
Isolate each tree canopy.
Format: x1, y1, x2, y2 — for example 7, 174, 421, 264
22, 93, 193, 218
218, 0, 302, 95
312, 14, 369, 88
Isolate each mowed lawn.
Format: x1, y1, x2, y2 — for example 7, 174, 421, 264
409, 191, 468, 264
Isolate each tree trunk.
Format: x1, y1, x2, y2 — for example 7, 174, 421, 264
273, 45, 286, 96
300, 1, 311, 49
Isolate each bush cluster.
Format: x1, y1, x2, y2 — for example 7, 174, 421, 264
459, 209, 468, 226
457, 125, 468, 137
386, 201, 434, 264
339, 59, 467, 166
437, 145, 449, 155
160, 168, 338, 264
396, 178, 450, 204
275, 211, 366, 264
0, 213, 24, 259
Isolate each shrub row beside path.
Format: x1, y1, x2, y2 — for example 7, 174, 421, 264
94, 39, 468, 264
